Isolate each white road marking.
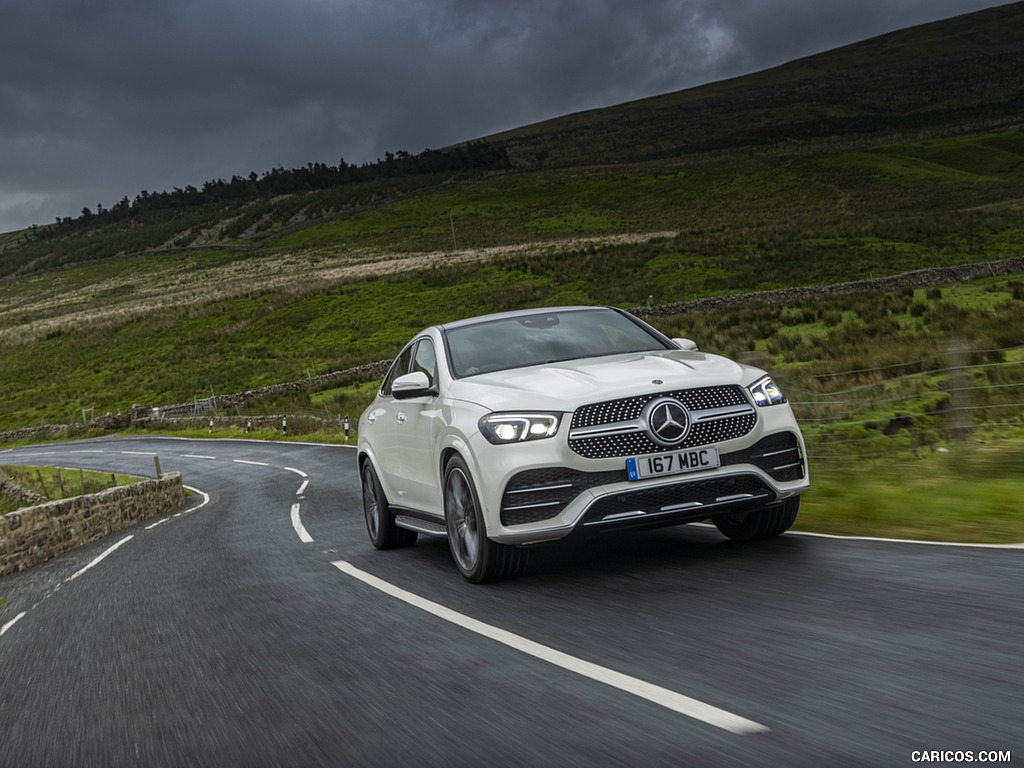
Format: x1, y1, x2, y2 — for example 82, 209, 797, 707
691, 522, 1024, 549
788, 530, 1024, 549
1, 612, 27, 636
285, 467, 308, 477
184, 485, 211, 510
121, 451, 156, 456
180, 454, 217, 460
291, 503, 313, 543
66, 535, 133, 582
296, 479, 309, 496
332, 561, 769, 736
145, 519, 169, 530
69, 450, 105, 454
233, 459, 269, 467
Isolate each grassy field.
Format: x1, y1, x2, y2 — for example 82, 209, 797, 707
0, 465, 145, 515
799, 443, 1024, 543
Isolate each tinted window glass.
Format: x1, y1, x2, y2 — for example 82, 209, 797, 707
412, 338, 437, 387
381, 344, 415, 395
446, 309, 670, 378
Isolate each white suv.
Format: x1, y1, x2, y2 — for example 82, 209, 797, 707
358, 306, 808, 582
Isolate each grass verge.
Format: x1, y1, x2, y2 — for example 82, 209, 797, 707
798, 442, 1024, 543
0, 465, 146, 514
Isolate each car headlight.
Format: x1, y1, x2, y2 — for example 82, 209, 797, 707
479, 412, 561, 444
749, 376, 786, 407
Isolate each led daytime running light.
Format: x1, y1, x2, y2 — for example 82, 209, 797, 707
749, 376, 786, 407
479, 413, 560, 444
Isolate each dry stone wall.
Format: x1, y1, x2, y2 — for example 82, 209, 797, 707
0, 472, 185, 577
630, 256, 1024, 320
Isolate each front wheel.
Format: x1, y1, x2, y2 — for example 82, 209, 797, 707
444, 456, 526, 583
361, 461, 418, 549
713, 496, 800, 541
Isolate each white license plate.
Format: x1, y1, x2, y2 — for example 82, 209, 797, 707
626, 447, 721, 480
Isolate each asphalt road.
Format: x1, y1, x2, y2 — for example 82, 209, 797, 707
0, 435, 1020, 767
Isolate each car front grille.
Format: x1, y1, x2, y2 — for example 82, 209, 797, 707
568, 385, 756, 459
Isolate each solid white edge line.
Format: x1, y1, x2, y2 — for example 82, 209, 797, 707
296, 479, 309, 496
285, 467, 308, 478
66, 535, 133, 582
234, 459, 269, 467
1, 612, 27, 636
788, 530, 1024, 549
184, 485, 211, 510
291, 503, 313, 543
331, 560, 769, 736
690, 522, 1024, 550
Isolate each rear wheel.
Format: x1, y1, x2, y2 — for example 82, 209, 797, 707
713, 496, 800, 541
444, 455, 526, 583
361, 461, 418, 549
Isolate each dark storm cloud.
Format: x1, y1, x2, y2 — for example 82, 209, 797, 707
0, 0, 1010, 232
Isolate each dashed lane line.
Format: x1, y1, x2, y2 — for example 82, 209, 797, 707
1, 612, 27, 637
234, 459, 269, 467
291, 503, 313, 543
66, 535, 134, 582
331, 560, 770, 736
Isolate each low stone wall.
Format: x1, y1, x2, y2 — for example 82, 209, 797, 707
142, 359, 392, 420
0, 472, 186, 577
630, 256, 1024, 319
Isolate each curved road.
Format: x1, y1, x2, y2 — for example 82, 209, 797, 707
0, 436, 1020, 766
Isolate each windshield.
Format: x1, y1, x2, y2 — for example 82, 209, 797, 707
445, 308, 672, 378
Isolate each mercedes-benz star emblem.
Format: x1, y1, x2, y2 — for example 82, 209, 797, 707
644, 397, 690, 446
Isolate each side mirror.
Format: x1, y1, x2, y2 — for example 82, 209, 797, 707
392, 371, 434, 399
673, 338, 699, 351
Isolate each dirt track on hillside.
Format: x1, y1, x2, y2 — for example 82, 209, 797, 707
0, 232, 678, 346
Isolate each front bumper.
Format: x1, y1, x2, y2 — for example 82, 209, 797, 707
486, 430, 808, 544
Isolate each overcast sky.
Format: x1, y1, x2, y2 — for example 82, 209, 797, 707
0, 0, 1011, 233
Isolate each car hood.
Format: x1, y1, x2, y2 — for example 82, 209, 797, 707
448, 350, 753, 412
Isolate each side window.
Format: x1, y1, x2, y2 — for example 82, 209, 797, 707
412, 338, 437, 388
381, 344, 415, 396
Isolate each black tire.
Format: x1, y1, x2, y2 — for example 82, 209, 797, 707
361, 461, 418, 549
443, 455, 527, 583
713, 496, 800, 542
